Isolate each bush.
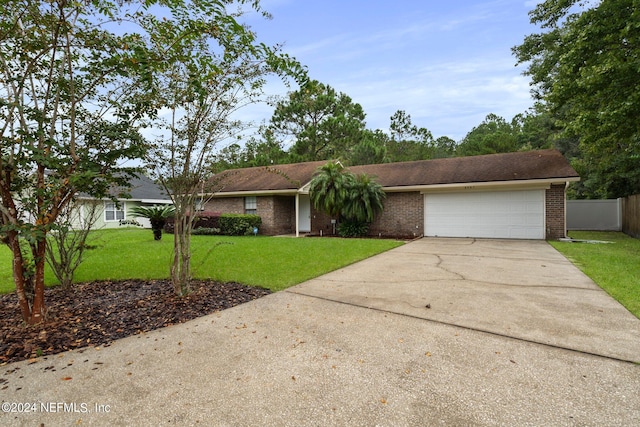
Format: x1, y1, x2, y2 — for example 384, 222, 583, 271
218, 214, 262, 236
164, 211, 221, 234
191, 227, 220, 235
338, 221, 369, 238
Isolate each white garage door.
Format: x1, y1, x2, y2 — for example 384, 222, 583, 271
424, 190, 545, 239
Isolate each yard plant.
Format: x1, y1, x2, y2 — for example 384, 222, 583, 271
0, 229, 403, 294
550, 231, 640, 319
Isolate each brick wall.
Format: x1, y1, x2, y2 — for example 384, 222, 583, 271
257, 196, 295, 235
205, 197, 244, 214
206, 195, 295, 235
545, 184, 567, 239
369, 192, 424, 238
310, 191, 424, 238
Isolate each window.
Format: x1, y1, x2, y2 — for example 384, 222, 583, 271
245, 196, 257, 214
105, 201, 125, 221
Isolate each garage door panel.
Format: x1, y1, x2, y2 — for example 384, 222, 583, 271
425, 190, 545, 239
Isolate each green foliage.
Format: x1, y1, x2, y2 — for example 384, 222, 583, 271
309, 162, 385, 234
130, 204, 175, 240
269, 80, 367, 162
338, 221, 369, 238
218, 214, 262, 236
129, 205, 176, 222
309, 162, 352, 218
385, 110, 439, 162
191, 227, 220, 235
456, 114, 526, 156
514, 0, 640, 198
0, 0, 156, 323
342, 173, 385, 224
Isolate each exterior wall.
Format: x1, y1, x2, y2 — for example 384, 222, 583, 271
369, 191, 424, 238
205, 195, 295, 235
310, 208, 337, 235
545, 184, 567, 239
257, 196, 295, 235
310, 191, 424, 238
205, 197, 244, 215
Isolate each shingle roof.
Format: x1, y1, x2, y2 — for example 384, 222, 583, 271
350, 149, 579, 188
210, 149, 579, 194
78, 174, 170, 202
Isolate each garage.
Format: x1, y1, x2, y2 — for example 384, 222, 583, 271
424, 189, 545, 239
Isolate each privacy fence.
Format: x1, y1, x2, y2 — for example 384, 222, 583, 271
567, 194, 640, 237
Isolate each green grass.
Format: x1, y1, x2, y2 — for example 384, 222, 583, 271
0, 229, 404, 293
549, 231, 640, 318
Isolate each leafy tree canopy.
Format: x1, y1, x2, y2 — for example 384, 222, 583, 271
513, 0, 640, 198
268, 80, 367, 162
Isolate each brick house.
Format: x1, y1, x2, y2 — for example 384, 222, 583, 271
204, 149, 579, 240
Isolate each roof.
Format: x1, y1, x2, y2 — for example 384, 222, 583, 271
209, 149, 579, 195
79, 174, 171, 203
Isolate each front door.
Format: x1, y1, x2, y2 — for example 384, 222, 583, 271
298, 194, 311, 232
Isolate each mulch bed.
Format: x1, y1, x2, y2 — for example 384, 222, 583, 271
0, 280, 271, 365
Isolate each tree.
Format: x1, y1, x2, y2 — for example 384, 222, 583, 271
130, 205, 175, 241
269, 80, 367, 162
342, 173, 385, 224
0, 0, 151, 324
309, 162, 385, 237
45, 200, 101, 289
308, 162, 351, 220
386, 110, 436, 162
513, 0, 640, 197
144, 0, 306, 295
349, 130, 388, 166
456, 114, 524, 156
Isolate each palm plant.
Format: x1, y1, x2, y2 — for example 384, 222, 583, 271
129, 205, 176, 240
309, 162, 353, 219
343, 173, 386, 223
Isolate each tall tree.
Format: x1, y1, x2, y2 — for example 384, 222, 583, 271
456, 113, 524, 156
386, 110, 436, 162
0, 0, 150, 324
513, 0, 640, 198
144, 0, 306, 295
269, 80, 367, 162
349, 130, 388, 166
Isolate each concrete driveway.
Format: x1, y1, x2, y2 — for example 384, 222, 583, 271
2, 238, 639, 426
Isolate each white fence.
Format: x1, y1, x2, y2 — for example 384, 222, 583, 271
566, 199, 622, 231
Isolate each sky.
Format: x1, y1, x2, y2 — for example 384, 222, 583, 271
240, 0, 542, 142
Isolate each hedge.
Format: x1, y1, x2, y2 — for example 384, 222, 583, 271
218, 214, 262, 236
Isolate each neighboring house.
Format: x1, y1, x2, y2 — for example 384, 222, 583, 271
74, 174, 172, 230
204, 149, 580, 240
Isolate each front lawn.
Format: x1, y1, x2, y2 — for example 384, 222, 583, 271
0, 229, 404, 294
549, 231, 640, 319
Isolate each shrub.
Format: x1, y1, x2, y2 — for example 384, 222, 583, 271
219, 214, 262, 236
191, 227, 220, 235
164, 211, 221, 234
338, 220, 369, 238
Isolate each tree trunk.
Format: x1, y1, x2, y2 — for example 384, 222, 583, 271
171, 211, 192, 296
9, 232, 47, 325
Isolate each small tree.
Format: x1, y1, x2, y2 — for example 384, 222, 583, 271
129, 205, 176, 241
309, 162, 385, 237
309, 162, 352, 221
45, 200, 101, 289
342, 173, 385, 224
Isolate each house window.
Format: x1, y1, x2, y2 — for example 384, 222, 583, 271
245, 196, 257, 214
105, 201, 125, 221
